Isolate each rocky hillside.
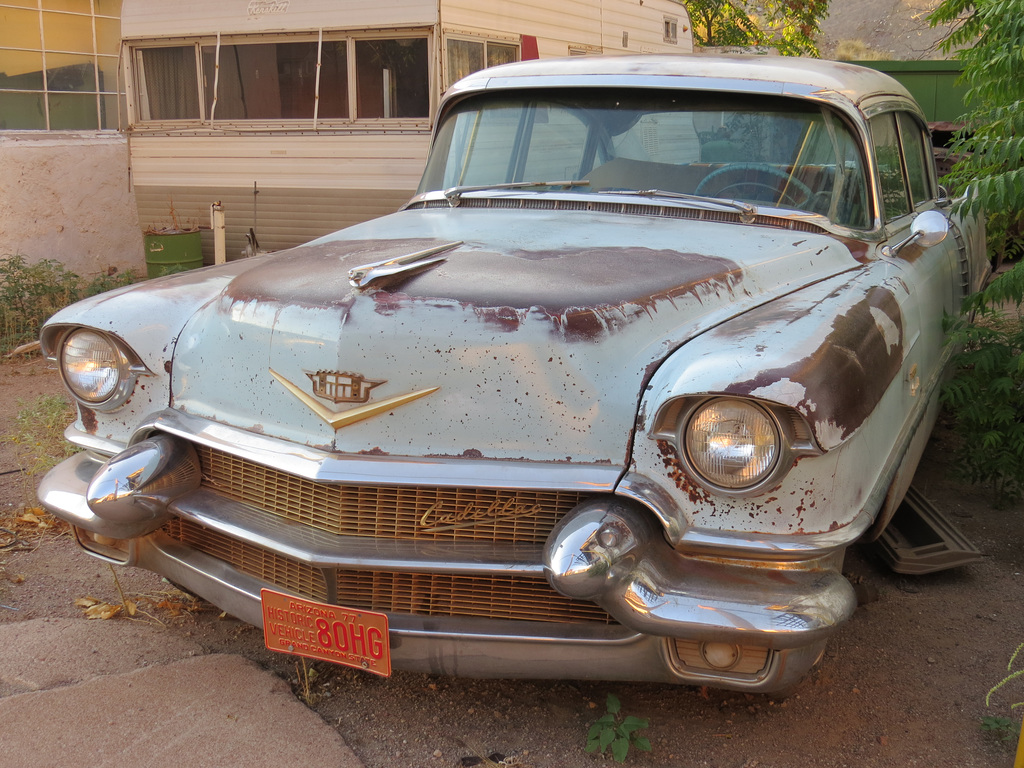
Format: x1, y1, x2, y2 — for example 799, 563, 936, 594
818, 0, 961, 59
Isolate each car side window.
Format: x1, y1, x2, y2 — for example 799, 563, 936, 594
897, 112, 933, 207
869, 113, 912, 221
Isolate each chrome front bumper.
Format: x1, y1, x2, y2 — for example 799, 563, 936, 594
40, 444, 854, 692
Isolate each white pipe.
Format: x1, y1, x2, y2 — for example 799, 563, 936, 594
211, 202, 226, 265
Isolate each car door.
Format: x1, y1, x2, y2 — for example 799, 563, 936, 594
866, 108, 963, 526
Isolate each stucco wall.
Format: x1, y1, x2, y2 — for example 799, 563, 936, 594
0, 132, 145, 278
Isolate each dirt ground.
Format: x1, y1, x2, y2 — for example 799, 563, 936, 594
1, 347, 1022, 768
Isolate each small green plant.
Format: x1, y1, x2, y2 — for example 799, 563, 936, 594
0, 254, 81, 352
981, 715, 1018, 741
586, 693, 651, 763
986, 643, 1024, 710
82, 268, 141, 298
293, 657, 329, 706
941, 286, 1024, 507
0, 255, 140, 353
982, 643, 1024, 760
7, 394, 79, 477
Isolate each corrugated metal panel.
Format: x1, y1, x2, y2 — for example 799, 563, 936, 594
443, 0, 603, 46
121, 0, 439, 38
129, 133, 432, 190
136, 184, 412, 261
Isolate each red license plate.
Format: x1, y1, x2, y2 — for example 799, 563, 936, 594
261, 589, 391, 677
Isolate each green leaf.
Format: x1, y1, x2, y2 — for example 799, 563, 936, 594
611, 737, 630, 763
606, 693, 621, 714
619, 716, 649, 736
633, 736, 653, 752
600, 727, 617, 750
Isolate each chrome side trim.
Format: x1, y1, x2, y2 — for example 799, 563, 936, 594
64, 424, 125, 456
140, 409, 624, 491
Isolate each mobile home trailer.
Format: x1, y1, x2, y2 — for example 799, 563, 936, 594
122, 0, 694, 261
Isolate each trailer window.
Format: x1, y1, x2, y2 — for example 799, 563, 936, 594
136, 47, 200, 121
355, 39, 429, 119
131, 33, 428, 126
446, 39, 519, 89
202, 41, 348, 120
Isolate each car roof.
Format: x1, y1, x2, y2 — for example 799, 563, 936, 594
443, 54, 916, 117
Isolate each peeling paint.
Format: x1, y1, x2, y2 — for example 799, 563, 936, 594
78, 405, 98, 435
221, 238, 744, 342
725, 286, 904, 448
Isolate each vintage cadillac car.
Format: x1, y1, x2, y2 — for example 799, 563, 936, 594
39, 55, 986, 692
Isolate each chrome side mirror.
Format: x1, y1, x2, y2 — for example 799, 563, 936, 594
883, 210, 949, 257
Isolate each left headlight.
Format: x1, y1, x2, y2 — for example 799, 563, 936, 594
683, 398, 780, 491
59, 329, 132, 408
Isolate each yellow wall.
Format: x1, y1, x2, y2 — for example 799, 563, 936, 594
0, 1, 123, 129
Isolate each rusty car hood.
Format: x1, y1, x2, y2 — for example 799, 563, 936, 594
169, 206, 864, 465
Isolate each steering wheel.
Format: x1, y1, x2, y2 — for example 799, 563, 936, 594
695, 163, 813, 208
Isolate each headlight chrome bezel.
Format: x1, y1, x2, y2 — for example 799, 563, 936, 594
652, 395, 821, 497
684, 398, 781, 491
57, 328, 142, 411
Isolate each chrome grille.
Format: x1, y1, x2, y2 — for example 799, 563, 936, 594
333, 570, 613, 623
196, 445, 584, 544
167, 517, 329, 600
163, 519, 614, 624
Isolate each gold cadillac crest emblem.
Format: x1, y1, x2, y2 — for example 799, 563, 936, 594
306, 370, 385, 404
269, 368, 438, 430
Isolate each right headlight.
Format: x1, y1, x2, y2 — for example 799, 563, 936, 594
651, 395, 822, 497
683, 398, 780, 490
59, 328, 132, 408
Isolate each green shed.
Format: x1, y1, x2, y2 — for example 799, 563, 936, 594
859, 60, 968, 124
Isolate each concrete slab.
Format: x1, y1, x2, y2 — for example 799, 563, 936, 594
0, 653, 363, 768
0, 618, 204, 694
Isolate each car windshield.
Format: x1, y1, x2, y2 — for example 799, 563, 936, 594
418, 89, 870, 228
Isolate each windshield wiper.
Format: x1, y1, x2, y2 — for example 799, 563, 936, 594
443, 180, 589, 206
599, 188, 757, 220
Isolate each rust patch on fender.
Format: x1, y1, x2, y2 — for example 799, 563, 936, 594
78, 405, 98, 435
726, 286, 904, 446
656, 439, 714, 507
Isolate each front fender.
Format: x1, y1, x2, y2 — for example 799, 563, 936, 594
623, 265, 917, 550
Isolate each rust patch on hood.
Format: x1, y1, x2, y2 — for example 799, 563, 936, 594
726, 286, 904, 447
220, 238, 745, 341
223, 239, 450, 306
